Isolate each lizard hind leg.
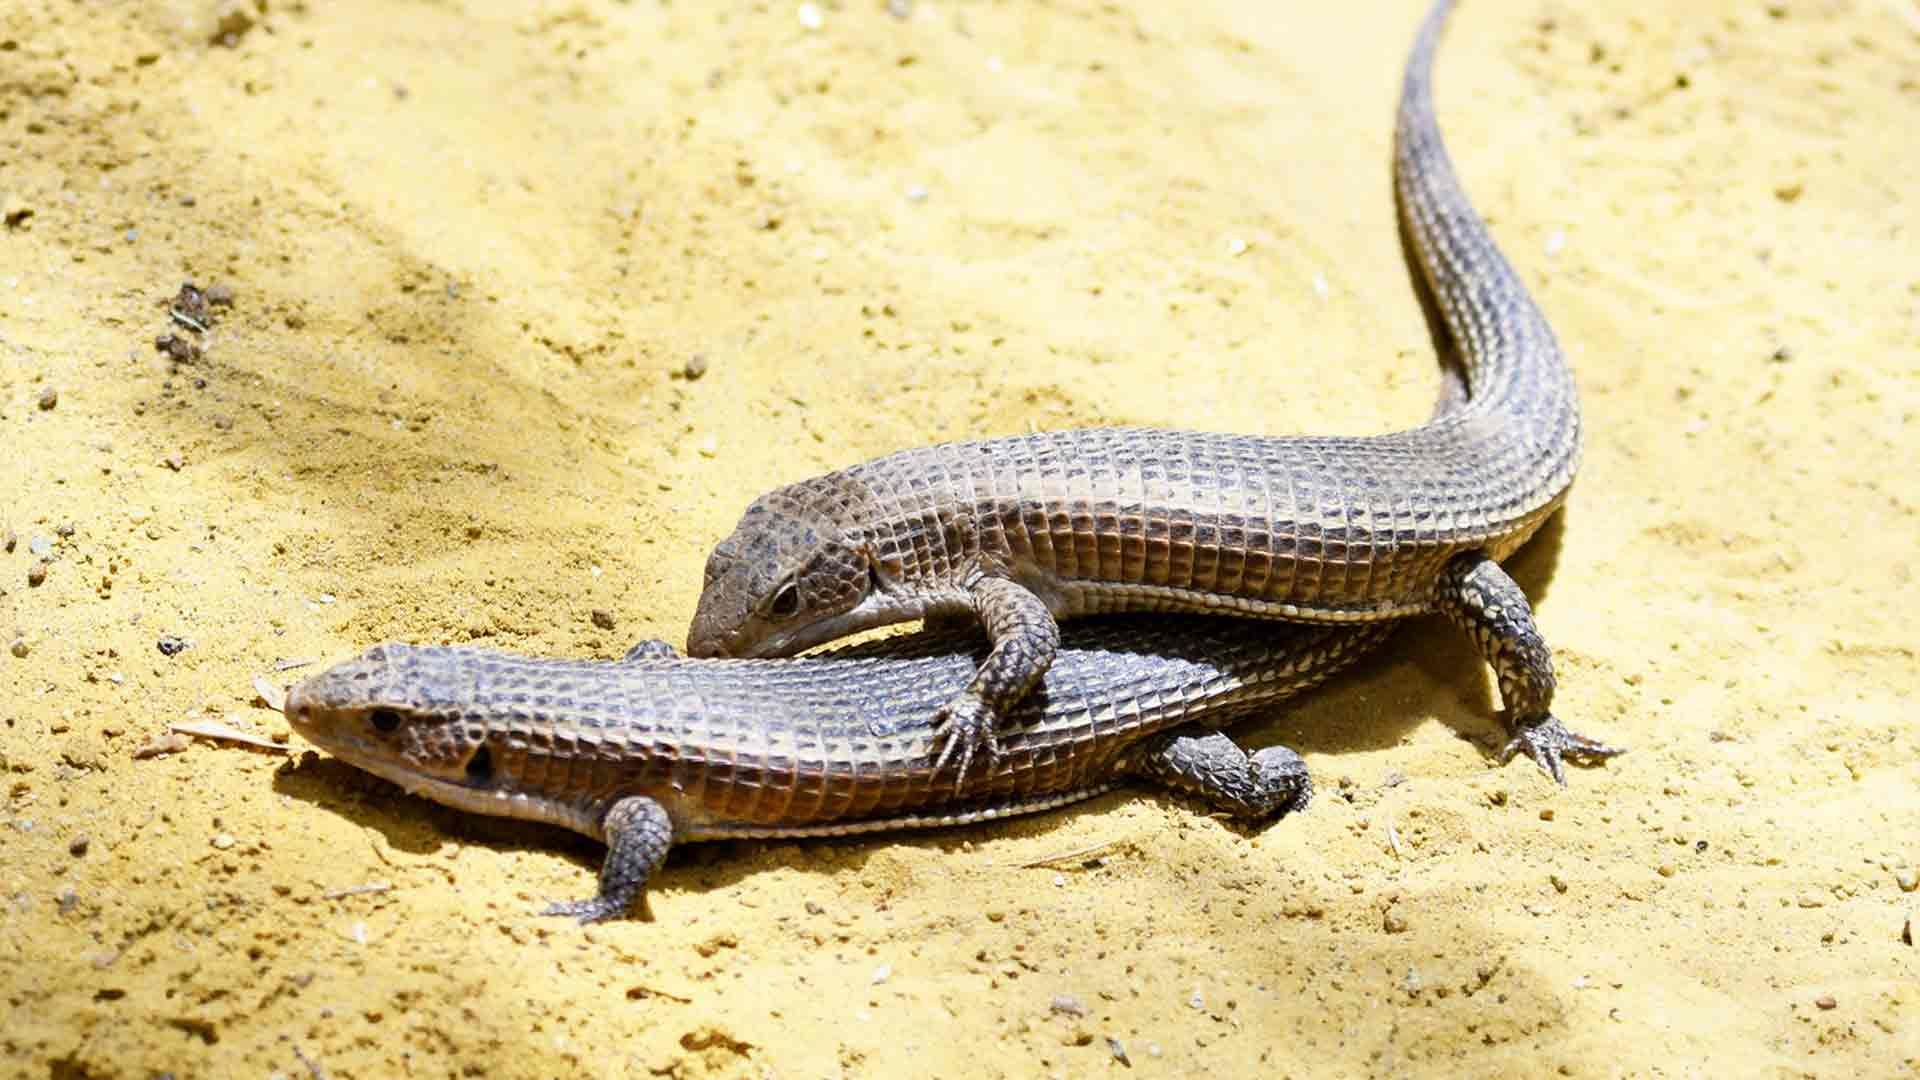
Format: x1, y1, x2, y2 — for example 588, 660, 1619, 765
540, 795, 675, 924
1434, 551, 1624, 784
1130, 727, 1313, 821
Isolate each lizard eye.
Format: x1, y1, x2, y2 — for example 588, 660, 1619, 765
370, 708, 403, 733
766, 581, 802, 619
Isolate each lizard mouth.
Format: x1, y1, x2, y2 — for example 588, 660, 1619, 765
739, 591, 934, 658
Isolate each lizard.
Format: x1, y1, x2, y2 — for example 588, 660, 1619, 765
684, 0, 1619, 785
284, 616, 1388, 923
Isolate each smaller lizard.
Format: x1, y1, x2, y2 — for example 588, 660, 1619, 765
285, 617, 1387, 922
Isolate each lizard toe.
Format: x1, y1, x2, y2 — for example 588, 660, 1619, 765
931, 692, 1000, 790
1499, 713, 1624, 786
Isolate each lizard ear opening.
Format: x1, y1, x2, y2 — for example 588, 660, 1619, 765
464, 744, 495, 785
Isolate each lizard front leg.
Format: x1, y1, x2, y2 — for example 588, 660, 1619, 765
929, 574, 1060, 787
540, 795, 676, 924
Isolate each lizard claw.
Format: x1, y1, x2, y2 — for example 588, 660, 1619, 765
930, 691, 1000, 789
1499, 713, 1624, 786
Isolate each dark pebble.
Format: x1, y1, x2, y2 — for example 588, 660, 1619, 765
682, 354, 710, 380
154, 334, 200, 363
1814, 995, 1837, 1010
69, 835, 90, 857
156, 635, 190, 657
170, 282, 211, 326
3, 530, 13, 553
27, 562, 48, 587
37, 387, 58, 410
591, 609, 616, 630
205, 282, 235, 307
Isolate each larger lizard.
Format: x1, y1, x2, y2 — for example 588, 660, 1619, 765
685, 0, 1618, 783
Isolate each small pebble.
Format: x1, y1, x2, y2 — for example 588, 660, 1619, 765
36, 387, 58, 410
205, 282, 235, 307
154, 334, 199, 363
156, 635, 189, 657
210, 833, 236, 851
27, 562, 48, 587
163, 453, 185, 471
797, 3, 824, 30
887, 0, 912, 17
1383, 906, 1409, 934
9, 639, 27, 659
3, 530, 13, 552
29, 535, 51, 557
804, 901, 825, 916
682, 354, 709, 380
591, 609, 616, 631
132, 733, 190, 759
870, 964, 891, 986
1814, 995, 1836, 1010
68, 835, 90, 857
1894, 868, 1917, 893
1107, 1038, 1130, 1066
1049, 994, 1087, 1018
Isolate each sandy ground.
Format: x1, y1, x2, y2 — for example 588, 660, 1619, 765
3, 0, 1916, 1076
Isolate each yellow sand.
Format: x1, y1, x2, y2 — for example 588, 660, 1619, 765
3, 1, 1914, 1075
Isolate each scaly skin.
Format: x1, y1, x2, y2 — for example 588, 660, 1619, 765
284, 617, 1388, 923
686, 0, 1619, 784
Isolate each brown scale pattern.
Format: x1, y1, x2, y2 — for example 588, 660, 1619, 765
288, 617, 1387, 841
683, 1, 1613, 787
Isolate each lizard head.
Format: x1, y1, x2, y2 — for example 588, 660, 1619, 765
284, 644, 503, 810
687, 480, 912, 658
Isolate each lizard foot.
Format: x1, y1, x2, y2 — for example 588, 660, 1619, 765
1248, 746, 1315, 819
539, 895, 631, 926
1500, 713, 1624, 786
929, 690, 1001, 789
